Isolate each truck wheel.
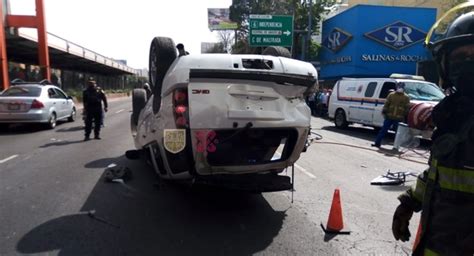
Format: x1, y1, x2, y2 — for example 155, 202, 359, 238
262, 46, 291, 58
132, 89, 147, 128
335, 109, 348, 129
149, 37, 177, 113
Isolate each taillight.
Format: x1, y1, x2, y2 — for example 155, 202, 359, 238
175, 105, 187, 114
31, 99, 44, 109
173, 88, 189, 128
174, 91, 187, 102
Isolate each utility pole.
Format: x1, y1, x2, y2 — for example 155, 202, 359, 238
307, 0, 313, 61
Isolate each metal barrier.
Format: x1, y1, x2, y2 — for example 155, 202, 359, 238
14, 28, 138, 75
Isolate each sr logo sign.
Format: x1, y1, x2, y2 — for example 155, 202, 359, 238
322, 28, 353, 53
364, 21, 427, 50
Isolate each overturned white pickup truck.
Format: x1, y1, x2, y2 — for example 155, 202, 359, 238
129, 37, 318, 192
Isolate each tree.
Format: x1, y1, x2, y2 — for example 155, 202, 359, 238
229, 0, 335, 58
206, 42, 227, 53
217, 30, 235, 53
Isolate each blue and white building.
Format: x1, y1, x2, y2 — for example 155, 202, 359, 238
319, 5, 437, 84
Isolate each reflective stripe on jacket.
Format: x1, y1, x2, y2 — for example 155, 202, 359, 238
409, 159, 474, 255
399, 113, 474, 255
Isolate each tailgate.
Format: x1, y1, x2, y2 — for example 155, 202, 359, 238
187, 70, 315, 129
185, 69, 314, 174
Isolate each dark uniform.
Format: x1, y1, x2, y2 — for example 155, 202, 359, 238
83, 81, 108, 140
392, 4, 474, 255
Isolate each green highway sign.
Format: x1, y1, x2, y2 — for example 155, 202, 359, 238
249, 15, 293, 47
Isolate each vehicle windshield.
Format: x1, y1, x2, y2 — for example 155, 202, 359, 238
403, 81, 445, 102
0, 86, 42, 97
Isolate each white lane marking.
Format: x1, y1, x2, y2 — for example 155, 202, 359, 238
115, 109, 125, 114
293, 163, 316, 179
0, 155, 18, 164
275, 152, 316, 179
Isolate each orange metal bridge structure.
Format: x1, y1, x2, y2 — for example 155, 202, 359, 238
1, 0, 137, 90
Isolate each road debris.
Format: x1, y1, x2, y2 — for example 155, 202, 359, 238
104, 165, 132, 183
86, 210, 120, 229
370, 170, 418, 186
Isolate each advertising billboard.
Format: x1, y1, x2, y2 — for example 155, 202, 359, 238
319, 5, 437, 80
208, 8, 238, 31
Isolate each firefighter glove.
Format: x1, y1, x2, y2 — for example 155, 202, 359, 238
392, 203, 414, 242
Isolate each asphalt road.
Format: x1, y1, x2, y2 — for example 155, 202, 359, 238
0, 97, 429, 255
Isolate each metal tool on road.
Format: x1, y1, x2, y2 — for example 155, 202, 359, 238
370, 170, 418, 185
86, 210, 120, 229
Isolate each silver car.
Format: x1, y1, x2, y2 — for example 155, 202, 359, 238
0, 82, 76, 129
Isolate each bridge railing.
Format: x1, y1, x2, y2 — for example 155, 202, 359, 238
14, 28, 138, 75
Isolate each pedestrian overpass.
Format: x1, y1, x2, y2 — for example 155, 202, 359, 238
6, 29, 136, 76
1, 0, 142, 91
3, 28, 141, 91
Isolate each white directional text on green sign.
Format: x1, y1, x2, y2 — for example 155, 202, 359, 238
249, 14, 293, 47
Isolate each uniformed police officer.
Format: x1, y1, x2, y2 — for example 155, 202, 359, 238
83, 79, 108, 140
391, 3, 474, 255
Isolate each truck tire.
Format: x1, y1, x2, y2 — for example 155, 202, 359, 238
262, 46, 291, 58
149, 37, 177, 114
132, 89, 147, 128
335, 109, 348, 129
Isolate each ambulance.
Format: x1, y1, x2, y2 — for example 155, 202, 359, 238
328, 74, 445, 129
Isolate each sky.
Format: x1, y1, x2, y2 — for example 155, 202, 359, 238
8, 0, 233, 69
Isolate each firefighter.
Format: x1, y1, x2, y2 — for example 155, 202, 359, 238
391, 3, 474, 255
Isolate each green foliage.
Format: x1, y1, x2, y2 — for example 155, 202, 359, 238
65, 89, 83, 103
308, 40, 321, 60
65, 88, 131, 103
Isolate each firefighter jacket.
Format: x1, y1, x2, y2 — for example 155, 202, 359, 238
398, 93, 474, 255
383, 91, 410, 122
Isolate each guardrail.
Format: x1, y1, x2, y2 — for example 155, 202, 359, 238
11, 28, 138, 75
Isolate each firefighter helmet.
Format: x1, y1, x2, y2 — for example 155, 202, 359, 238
425, 2, 474, 89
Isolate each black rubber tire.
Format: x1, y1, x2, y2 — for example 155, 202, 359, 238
334, 109, 348, 129
68, 108, 76, 122
132, 89, 147, 128
262, 46, 291, 58
149, 37, 177, 114
46, 113, 57, 129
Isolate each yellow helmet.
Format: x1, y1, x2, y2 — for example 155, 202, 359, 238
425, 2, 474, 89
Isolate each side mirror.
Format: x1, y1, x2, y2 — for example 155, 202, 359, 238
67, 96, 73, 100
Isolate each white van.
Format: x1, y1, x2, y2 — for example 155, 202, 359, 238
328, 74, 445, 129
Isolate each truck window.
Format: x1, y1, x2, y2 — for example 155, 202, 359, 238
364, 82, 377, 97
379, 82, 396, 98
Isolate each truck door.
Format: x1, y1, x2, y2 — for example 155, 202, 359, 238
373, 81, 397, 127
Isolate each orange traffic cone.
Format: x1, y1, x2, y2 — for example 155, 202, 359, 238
321, 189, 351, 234
412, 221, 422, 251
